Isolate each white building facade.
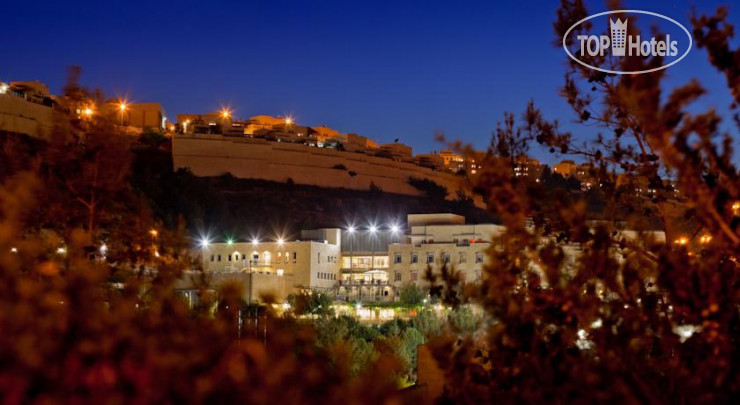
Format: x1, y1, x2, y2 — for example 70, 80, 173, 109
388, 214, 506, 289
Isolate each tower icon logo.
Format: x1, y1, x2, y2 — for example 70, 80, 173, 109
610, 18, 627, 56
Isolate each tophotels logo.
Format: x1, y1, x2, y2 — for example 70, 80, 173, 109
563, 10, 692, 74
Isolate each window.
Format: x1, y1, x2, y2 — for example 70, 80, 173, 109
394, 272, 402, 282
293, 252, 297, 263
443, 253, 450, 263
234, 253, 239, 261
277, 252, 282, 264
394, 253, 402, 264
277, 269, 284, 277
475, 252, 484, 263
227, 254, 231, 262
217, 254, 221, 262
411, 253, 418, 264
317, 253, 321, 263
427, 253, 434, 264
210, 255, 215, 262
459, 252, 466, 264
410, 272, 419, 281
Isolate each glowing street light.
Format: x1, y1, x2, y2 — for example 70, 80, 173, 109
277, 238, 285, 245
199, 238, 210, 248
284, 116, 293, 125
347, 226, 355, 233
82, 107, 94, 118
119, 102, 128, 126
390, 224, 400, 234
674, 237, 689, 246
226, 238, 234, 245
369, 225, 377, 233
149, 229, 158, 238
220, 109, 231, 120
251, 238, 259, 245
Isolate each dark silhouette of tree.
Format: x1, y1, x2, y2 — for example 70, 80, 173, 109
430, 2, 740, 403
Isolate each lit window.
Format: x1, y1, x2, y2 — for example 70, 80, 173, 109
277, 269, 284, 276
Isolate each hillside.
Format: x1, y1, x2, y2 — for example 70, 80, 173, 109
132, 145, 495, 240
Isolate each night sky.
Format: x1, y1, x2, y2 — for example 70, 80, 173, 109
1, 0, 736, 164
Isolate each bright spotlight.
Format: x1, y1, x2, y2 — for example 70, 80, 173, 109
199, 238, 210, 248
390, 224, 400, 234
226, 238, 234, 245
347, 226, 355, 233
251, 238, 259, 245
369, 225, 377, 233
277, 238, 285, 245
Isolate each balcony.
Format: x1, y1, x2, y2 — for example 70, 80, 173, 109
338, 279, 390, 287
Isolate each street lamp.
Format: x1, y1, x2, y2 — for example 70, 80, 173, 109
200, 238, 210, 248
119, 102, 127, 126
220, 109, 231, 120
285, 116, 293, 125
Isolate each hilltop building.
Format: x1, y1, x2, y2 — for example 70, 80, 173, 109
0, 81, 56, 138
553, 159, 578, 178
514, 156, 543, 180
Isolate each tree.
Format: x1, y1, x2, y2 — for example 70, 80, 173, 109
399, 283, 425, 306
430, 2, 740, 403
288, 290, 335, 317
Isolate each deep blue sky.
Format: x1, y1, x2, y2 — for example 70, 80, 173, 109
1, 0, 737, 164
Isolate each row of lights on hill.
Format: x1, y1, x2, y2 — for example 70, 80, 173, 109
78, 101, 128, 120
216, 109, 293, 124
